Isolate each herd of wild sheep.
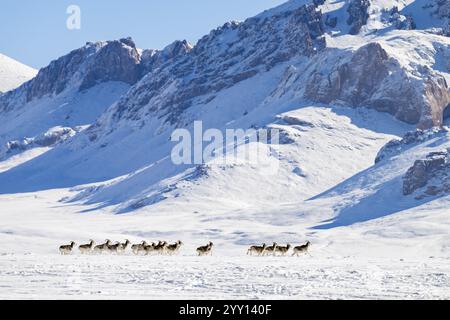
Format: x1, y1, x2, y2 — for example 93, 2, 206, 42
246, 242, 311, 257
59, 239, 311, 257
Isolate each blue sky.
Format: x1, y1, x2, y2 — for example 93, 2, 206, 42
0, 0, 286, 69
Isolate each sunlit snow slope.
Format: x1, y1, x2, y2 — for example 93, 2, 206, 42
0, 53, 37, 94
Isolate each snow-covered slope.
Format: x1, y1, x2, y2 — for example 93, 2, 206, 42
0, 39, 140, 163
1, 0, 448, 196
0, 54, 37, 94
1, 0, 450, 299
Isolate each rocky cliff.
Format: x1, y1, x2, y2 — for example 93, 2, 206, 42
94, 3, 326, 131
403, 149, 450, 198
304, 43, 450, 128
0, 38, 141, 113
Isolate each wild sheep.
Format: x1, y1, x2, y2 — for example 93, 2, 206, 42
78, 240, 95, 254
131, 241, 147, 255
263, 242, 278, 256
166, 240, 183, 255
292, 241, 311, 256
59, 241, 76, 255
117, 239, 131, 253
247, 243, 267, 256
197, 241, 213, 256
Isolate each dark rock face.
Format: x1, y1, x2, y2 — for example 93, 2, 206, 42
305, 43, 389, 107
347, 0, 370, 35
429, 0, 450, 36
403, 149, 450, 198
79, 38, 141, 91
305, 42, 450, 128
444, 104, 450, 120
106, 4, 326, 127
30, 38, 141, 99
435, 0, 450, 21
313, 0, 326, 6
29, 45, 95, 100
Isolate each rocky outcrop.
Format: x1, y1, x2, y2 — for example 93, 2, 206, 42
421, 75, 450, 128
444, 104, 450, 120
387, 7, 416, 30
79, 38, 141, 91
103, 3, 326, 128
435, 0, 450, 18
0, 38, 142, 112
140, 40, 193, 74
347, 0, 370, 35
25, 44, 96, 100
403, 149, 450, 198
375, 128, 449, 163
1, 126, 76, 158
305, 42, 450, 128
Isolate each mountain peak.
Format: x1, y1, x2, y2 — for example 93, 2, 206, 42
0, 38, 142, 113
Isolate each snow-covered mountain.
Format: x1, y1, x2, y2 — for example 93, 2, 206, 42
1, 0, 450, 299
1, 0, 448, 196
0, 0, 450, 259
0, 39, 140, 165
0, 53, 37, 94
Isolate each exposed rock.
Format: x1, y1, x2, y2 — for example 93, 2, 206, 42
313, 0, 326, 6
26, 44, 97, 100
293, 166, 307, 177
434, 0, 450, 20
79, 38, 141, 91
444, 20, 450, 37
429, 0, 450, 36
2, 126, 76, 157
421, 74, 450, 128
140, 40, 193, 73
102, 4, 326, 128
325, 15, 338, 28
375, 128, 449, 163
347, 0, 370, 35
0, 38, 143, 112
280, 115, 315, 128
387, 7, 416, 30
305, 42, 450, 128
271, 126, 300, 144
444, 104, 450, 120
403, 149, 450, 198
305, 43, 389, 106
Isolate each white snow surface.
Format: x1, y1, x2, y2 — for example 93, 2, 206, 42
0, 53, 37, 94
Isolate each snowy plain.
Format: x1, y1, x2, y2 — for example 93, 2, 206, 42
0, 187, 449, 299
